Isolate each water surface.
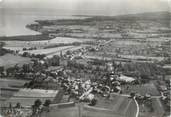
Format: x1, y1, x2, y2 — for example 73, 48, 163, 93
0, 10, 87, 37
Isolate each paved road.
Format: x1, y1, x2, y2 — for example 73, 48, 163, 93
134, 97, 139, 117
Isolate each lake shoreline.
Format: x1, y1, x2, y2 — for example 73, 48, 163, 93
0, 34, 51, 41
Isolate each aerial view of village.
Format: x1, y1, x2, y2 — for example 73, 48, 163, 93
0, 0, 171, 117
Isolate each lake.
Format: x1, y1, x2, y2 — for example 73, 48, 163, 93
0, 10, 87, 37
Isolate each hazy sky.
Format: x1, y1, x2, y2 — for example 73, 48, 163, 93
0, 0, 170, 15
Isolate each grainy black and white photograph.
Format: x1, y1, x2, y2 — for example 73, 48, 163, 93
0, 0, 171, 117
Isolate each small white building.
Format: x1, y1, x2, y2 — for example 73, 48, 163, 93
117, 75, 135, 83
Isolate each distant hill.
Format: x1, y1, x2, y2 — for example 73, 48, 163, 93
115, 11, 171, 20
78, 11, 171, 21
85, 11, 171, 28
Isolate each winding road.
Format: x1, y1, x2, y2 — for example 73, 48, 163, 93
134, 97, 140, 117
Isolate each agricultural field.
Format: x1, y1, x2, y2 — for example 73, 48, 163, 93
119, 55, 164, 62
46, 46, 85, 58
0, 78, 28, 88
3, 89, 59, 107
89, 38, 168, 61
19, 46, 74, 55
13, 89, 58, 98
0, 78, 29, 106
47, 37, 91, 44
3, 37, 92, 51
0, 79, 60, 107
16, 45, 86, 58
0, 54, 31, 68
4, 97, 55, 107
2, 37, 92, 59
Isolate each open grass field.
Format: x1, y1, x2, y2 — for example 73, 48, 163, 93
82, 106, 122, 117
41, 106, 79, 117
138, 98, 165, 117
0, 54, 31, 68
93, 94, 137, 117
121, 82, 160, 96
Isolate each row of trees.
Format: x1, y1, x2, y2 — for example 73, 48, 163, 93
22, 52, 46, 60
23, 47, 37, 51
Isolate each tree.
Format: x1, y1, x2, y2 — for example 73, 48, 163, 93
6, 67, 15, 76
0, 42, 5, 47
23, 48, 27, 51
22, 52, 29, 57
130, 92, 136, 98
36, 54, 46, 60
43, 99, 51, 112
51, 55, 60, 66
34, 99, 42, 108
0, 66, 4, 75
15, 102, 21, 108
14, 64, 20, 73
43, 99, 51, 107
22, 64, 32, 73
32, 99, 42, 115
66, 50, 71, 55
89, 98, 97, 106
